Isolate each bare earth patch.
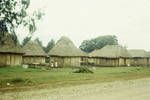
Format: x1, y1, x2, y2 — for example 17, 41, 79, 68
1, 78, 150, 100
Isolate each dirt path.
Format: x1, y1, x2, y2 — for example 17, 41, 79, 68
1, 78, 150, 100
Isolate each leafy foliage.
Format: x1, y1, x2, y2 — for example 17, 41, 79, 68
44, 39, 55, 53
80, 35, 118, 53
22, 36, 31, 46
10, 33, 19, 45
0, 20, 8, 32
34, 38, 55, 53
0, 32, 19, 45
0, 0, 44, 34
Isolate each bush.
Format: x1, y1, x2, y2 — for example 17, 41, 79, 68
10, 78, 33, 84
11, 78, 26, 83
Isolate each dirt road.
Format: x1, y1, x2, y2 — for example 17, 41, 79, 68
1, 78, 150, 100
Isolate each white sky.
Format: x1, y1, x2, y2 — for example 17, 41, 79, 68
17, 0, 150, 51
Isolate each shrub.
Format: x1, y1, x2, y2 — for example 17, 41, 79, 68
10, 78, 34, 85
11, 78, 26, 83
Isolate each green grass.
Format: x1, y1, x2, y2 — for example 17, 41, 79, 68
0, 66, 150, 92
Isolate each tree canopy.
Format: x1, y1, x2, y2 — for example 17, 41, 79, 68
0, 0, 43, 33
44, 39, 55, 53
22, 36, 31, 46
0, 0, 43, 45
79, 35, 118, 53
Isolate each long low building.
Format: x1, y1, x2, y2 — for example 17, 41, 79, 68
128, 49, 149, 66
48, 36, 87, 67
89, 45, 131, 67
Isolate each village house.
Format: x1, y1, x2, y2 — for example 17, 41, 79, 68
89, 45, 131, 67
0, 32, 23, 66
128, 49, 149, 66
48, 36, 87, 67
22, 41, 47, 65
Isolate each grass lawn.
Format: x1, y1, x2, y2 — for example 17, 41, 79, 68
0, 66, 150, 92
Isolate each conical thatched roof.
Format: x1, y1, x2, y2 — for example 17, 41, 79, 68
23, 41, 47, 57
128, 49, 148, 57
48, 36, 87, 57
0, 32, 23, 54
89, 45, 131, 58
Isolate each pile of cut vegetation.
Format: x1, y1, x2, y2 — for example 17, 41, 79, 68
73, 66, 94, 74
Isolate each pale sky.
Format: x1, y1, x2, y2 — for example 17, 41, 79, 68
17, 0, 150, 51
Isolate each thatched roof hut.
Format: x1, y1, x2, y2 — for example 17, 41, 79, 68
128, 49, 149, 66
0, 32, 23, 66
89, 45, 131, 58
49, 36, 86, 57
48, 36, 87, 67
23, 41, 47, 64
89, 45, 131, 66
128, 49, 148, 58
0, 43, 23, 54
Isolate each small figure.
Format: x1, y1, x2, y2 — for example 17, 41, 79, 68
55, 62, 58, 67
51, 62, 54, 67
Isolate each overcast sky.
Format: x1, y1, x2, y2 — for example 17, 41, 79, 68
17, 0, 150, 51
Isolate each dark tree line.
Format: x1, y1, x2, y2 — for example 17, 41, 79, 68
35, 38, 55, 53
22, 37, 55, 53
44, 39, 55, 53
79, 35, 118, 53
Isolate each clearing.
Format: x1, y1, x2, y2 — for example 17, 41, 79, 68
0, 66, 150, 92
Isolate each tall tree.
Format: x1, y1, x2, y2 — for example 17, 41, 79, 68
0, 0, 44, 34
22, 36, 31, 46
80, 35, 118, 53
0, 20, 19, 45
0, 0, 43, 46
44, 39, 55, 53
10, 33, 19, 45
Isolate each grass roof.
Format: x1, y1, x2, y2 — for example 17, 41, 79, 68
23, 41, 47, 57
89, 45, 131, 58
0, 32, 23, 54
48, 36, 87, 57
128, 49, 148, 58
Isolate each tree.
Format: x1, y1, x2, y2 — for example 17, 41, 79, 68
80, 35, 118, 53
0, 20, 19, 45
0, 0, 44, 34
79, 40, 96, 53
10, 32, 19, 45
22, 36, 31, 46
0, 0, 44, 46
44, 39, 55, 53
